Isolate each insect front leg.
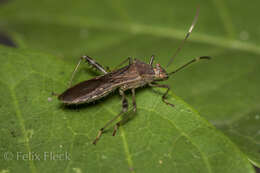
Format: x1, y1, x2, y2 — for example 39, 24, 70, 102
92, 89, 128, 145
149, 83, 175, 107
69, 55, 108, 87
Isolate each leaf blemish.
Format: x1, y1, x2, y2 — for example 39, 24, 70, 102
26, 129, 34, 139
72, 168, 82, 173
80, 29, 89, 38
239, 31, 250, 41
48, 97, 52, 102
10, 129, 17, 137
101, 155, 107, 159
129, 167, 134, 172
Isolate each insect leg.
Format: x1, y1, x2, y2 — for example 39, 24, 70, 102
92, 110, 124, 145
131, 88, 137, 112
149, 83, 175, 107
113, 57, 132, 70
112, 89, 129, 136
69, 56, 108, 87
112, 88, 137, 136
93, 89, 128, 145
149, 55, 155, 65
83, 56, 108, 74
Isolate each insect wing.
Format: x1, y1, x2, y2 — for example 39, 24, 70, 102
58, 65, 131, 104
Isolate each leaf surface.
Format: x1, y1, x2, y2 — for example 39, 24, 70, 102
0, 46, 254, 172
0, 0, 260, 172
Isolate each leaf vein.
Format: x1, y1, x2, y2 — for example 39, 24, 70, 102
10, 88, 37, 173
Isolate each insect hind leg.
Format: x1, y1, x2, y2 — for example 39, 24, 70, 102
112, 89, 129, 136
93, 89, 128, 145
112, 88, 137, 136
83, 56, 108, 74
68, 55, 108, 87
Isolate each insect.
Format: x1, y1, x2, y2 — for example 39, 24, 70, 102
56, 8, 211, 145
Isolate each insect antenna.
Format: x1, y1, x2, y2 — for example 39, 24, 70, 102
166, 7, 200, 67
168, 56, 211, 76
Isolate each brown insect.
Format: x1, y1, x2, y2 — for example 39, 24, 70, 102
56, 8, 210, 144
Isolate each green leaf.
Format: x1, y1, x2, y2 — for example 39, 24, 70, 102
0, 0, 260, 171
0, 45, 254, 172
